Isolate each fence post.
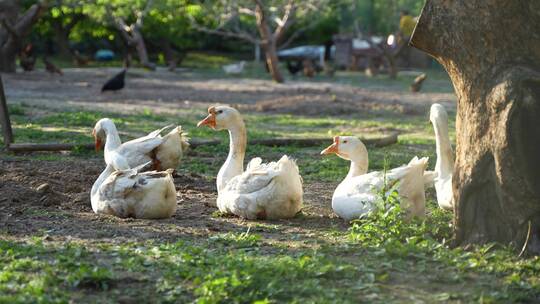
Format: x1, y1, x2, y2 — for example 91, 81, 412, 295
0, 74, 13, 148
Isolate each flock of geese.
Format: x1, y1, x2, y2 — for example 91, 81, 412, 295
90, 103, 454, 221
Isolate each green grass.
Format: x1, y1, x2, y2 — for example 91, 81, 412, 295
1, 201, 539, 303
2, 100, 450, 181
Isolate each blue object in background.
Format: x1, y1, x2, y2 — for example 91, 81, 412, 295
95, 49, 115, 61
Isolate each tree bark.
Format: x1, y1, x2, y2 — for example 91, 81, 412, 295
115, 18, 155, 70
0, 0, 47, 72
262, 41, 283, 83
255, 0, 284, 83
52, 24, 70, 57
411, 0, 540, 253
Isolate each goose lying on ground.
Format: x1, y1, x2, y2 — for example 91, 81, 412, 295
321, 136, 428, 221
222, 61, 246, 75
92, 118, 189, 171
197, 106, 303, 219
91, 160, 177, 219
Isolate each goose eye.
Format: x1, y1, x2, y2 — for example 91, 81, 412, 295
343, 140, 348, 144
217, 110, 223, 114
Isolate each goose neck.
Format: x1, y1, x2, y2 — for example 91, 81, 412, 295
217, 121, 247, 191
347, 157, 369, 178
433, 118, 454, 175
227, 122, 247, 165
104, 125, 122, 153
91, 165, 115, 197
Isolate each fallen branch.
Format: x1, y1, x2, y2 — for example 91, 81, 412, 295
6, 133, 398, 152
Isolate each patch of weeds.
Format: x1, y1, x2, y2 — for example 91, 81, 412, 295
348, 186, 540, 302
210, 210, 232, 218
66, 265, 113, 290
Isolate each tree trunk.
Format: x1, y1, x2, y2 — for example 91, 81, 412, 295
160, 39, 177, 71
52, 25, 71, 57
114, 19, 155, 70
0, 47, 17, 72
0, 0, 47, 73
51, 13, 84, 58
262, 41, 283, 83
411, 0, 540, 253
131, 28, 155, 70
255, 1, 284, 83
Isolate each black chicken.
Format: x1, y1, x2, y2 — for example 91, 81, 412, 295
286, 60, 302, 76
101, 69, 126, 92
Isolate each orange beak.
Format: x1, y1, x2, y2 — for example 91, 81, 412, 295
197, 106, 217, 128
321, 136, 339, 155
92, 129, 102, 151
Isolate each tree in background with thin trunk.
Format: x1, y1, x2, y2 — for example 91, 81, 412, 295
190, 0, 331, 83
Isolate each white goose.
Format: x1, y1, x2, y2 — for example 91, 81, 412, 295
429, 103, 454, 210
90, 160, 177, 219
92, 118, 189, 171
197, 106, 303, 220
321, 136, 428, 221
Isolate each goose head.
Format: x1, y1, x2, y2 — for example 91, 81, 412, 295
321, 136, 367, 161
429, 103, 448, 125
197, 106, 242, 131
92, 118, 116, 151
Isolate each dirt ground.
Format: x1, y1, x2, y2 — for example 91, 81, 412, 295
1, 68, 454, 246
2, 68, 456, 117
0, 157, 344, 247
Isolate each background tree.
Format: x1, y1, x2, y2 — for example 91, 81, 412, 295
411, 0, 540, 253
143, 0, 198, 70
83, 0, 156, 69
43, 0, 85, 57
190, 0, 331, 83
0, 0, 48, 72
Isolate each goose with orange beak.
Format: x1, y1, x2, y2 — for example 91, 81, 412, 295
321, 135, 428, 221
92, 118, 189, 171
197, 105, 303, 220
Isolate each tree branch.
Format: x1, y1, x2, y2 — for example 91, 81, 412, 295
191, 21, 259, 44
238, 7, 255, 16
277, 22, 317, 50
13, 0, 48, 35
135, 0, 154, 29
273, 0, 295, 41
189, 14, 260, 44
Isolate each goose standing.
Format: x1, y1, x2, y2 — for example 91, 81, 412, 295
430, 103, 454, 210
321, 136, 428, 221
92, 118, 189, 171
91, 161, 177, 219
197, 106, 303, 219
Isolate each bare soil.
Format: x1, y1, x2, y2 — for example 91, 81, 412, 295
0, 157, 344, 246
2, 68, 455, 117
